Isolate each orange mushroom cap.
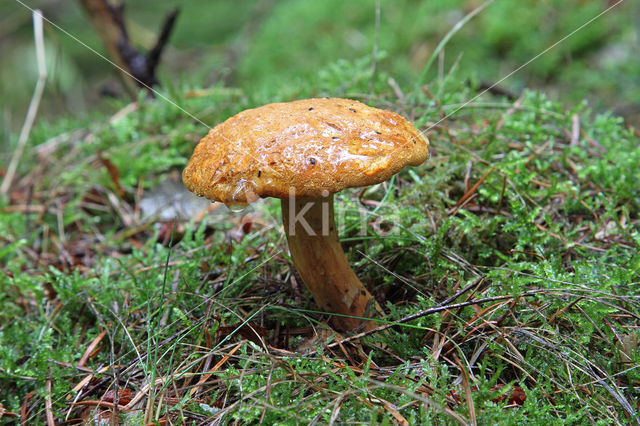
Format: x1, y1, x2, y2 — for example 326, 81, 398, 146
182, 98, 429, 204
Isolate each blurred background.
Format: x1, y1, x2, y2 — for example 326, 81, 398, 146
1, 0, 638, 145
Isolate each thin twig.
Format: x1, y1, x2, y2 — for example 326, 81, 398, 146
45, 379, 54, 426
1, 9, 47, 196
314, 277, 504, 352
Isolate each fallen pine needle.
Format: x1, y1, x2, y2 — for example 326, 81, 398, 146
189, 341, 243, 397
78, 329, 107, 367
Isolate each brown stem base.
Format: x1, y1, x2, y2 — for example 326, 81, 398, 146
281, 195, 382, 331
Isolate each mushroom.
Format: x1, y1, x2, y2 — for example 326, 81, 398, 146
183, 98, 428, 331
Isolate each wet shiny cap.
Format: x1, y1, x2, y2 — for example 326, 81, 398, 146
182, 98, 429, 204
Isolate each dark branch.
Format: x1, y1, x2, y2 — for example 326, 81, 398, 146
77, 0, 179, 97
146, 8, 180, 75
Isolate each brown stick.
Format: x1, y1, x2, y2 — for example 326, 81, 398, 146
281, 195, 382, 331
77, 0, 179, 97
77, 0, 138, 97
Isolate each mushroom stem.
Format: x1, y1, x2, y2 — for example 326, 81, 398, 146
281, 194, 383, 331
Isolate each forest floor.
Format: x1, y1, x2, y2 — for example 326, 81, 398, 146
1, 1, 639, 424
